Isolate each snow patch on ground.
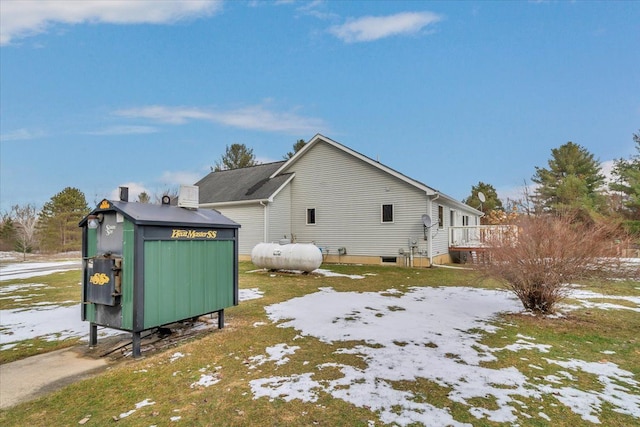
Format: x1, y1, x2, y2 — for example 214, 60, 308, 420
0, 261, 80, 281
565, 289, 640, 312
0, 283, 48, 295
0, 303, 122, 345
249, 286, 640, 426
117, 398, 155, 419
313, 268, 365, 279
0, 276, 264, 347
191, 372, 221, 388
248, 343, 300, 369
239, 288, 264, 301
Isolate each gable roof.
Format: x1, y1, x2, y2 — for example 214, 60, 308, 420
273, 134, 481, 214
196, 135, 481, 215
196, 161, 293, 204
272, 134, 438, 195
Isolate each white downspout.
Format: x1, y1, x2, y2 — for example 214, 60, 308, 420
259, 201, 268, 243
428, 192, 440, 267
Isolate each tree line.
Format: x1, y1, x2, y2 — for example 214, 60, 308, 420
463, 131, 639, 230
0, 140, 307, 256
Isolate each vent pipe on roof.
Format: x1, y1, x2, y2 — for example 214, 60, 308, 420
119, 187, 129, 202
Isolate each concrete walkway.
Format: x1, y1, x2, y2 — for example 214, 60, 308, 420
0, 347, 111, 409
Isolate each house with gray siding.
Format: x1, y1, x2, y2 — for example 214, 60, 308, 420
196, 134, 482, 266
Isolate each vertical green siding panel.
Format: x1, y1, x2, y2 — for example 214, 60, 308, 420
120, 220, 135, 329
143, 239, 234, 329
175, 241, 190, 319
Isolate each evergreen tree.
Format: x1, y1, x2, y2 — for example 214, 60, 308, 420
610, 131, 640, 219
532, 142, 606, 216
283, 139, 306, 159
38, 187, 89, 252
137, 191, 151, 203
463, 182, 503, 219
0, 213, 16, 251
213, 143, 257, 171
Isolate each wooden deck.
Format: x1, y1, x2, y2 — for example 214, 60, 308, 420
448, 225, 516, 263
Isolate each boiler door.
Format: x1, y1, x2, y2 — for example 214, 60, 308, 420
87, 258, 117, 306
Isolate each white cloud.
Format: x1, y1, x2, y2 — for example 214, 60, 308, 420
0, 128, 46, 141
497, 183, 536, 205
255, 156, 279, 165
329, 11, 443, 43
115, 104, 327, 135
115, 105, 212, 125
84, 125, 159, 136
0, 0, 223, 45
107, 172, 203, 203
159, 170, 202, 186
601, 160, 616, 184
108, 182, 150, 202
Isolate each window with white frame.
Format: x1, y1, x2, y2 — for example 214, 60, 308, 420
438, 205, 444, 228
382, 204, 394, 223
306, 208, 316, 225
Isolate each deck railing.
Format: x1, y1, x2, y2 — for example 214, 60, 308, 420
449, 225, 517, 248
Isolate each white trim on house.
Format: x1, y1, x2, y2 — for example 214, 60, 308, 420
267, 173, 295, 202
200, 199, 267, 209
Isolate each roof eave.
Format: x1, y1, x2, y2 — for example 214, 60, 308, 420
199, 199, 270, 209
267, 173, 295, 202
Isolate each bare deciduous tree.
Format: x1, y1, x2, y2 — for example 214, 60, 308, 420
480, 215, 628, 314
11, 203, 39, 260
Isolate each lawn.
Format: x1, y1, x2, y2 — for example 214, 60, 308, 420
0, 260, 639, 426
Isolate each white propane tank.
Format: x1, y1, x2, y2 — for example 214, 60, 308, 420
251, 243, 323, 273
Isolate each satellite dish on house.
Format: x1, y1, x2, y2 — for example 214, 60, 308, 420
477, 192, 486, 203
422, 214, 432, 241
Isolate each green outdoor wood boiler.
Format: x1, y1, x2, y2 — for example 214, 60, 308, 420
79, 189, 240, 357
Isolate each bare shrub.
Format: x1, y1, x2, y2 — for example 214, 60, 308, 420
480, 215, 626, 314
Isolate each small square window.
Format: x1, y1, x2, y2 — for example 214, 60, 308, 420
382, 204, 394, 223
306, 208, 316, 225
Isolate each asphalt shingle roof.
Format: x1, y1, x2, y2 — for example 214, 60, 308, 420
196, 161, 292, 204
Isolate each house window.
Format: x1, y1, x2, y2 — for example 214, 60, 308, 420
306, 208, 316, 225
382, 204, 394, 223
462, 215, 469, 226
438, 206, 444, 228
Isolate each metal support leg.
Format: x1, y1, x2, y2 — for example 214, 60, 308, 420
217, 309, 224, 329
132, 331, 141, 358
89, 323, 98, 347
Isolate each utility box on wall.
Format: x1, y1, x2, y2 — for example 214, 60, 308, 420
79, 198, 240, 357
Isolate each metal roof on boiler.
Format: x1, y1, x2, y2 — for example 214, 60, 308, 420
79, 199, 240, 228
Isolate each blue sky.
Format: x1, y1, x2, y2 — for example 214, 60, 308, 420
1, 0, 638, 212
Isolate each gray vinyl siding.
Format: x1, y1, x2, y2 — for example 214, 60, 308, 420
214, 204, 264, 255
286, 142, 432, 257
430, 203, 450, 259
267, 184, 292, 243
